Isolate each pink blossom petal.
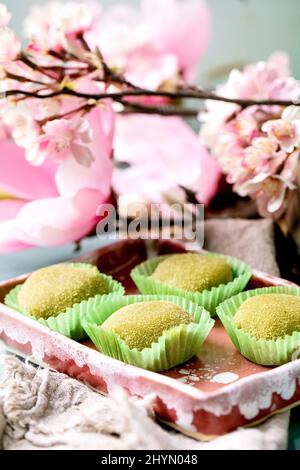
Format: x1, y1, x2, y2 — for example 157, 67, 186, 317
0, 189, 103, 248
70, 142, 95, 167
88, 0, 211, 88
55, 107, 113, 197
0, 138, 58, 200
234, 172, 271, 197
42, 118, 69, 136
262, 119, 300, 153
278, 150, 300, 188
258, 178, 287, 216
267, 188, 286, 213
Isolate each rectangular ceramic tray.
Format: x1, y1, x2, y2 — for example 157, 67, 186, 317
0, 238, 299, 440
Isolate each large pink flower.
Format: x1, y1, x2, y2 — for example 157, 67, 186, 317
112, 115, 221, 205
88, 0, 211, 88
0, 106, 114, 252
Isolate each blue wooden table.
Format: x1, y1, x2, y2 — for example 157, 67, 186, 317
0, 237, 299, 449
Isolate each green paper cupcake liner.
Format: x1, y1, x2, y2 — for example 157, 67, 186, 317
130, 253, 252, 317
217, 286, 300, 366
5, 263, 125, 341
81, 294, 214, 371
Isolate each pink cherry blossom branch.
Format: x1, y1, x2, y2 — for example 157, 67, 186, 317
3, 36, 299, 124
2, 1, 299, 125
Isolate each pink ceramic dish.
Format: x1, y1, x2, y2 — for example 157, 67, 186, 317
0, 239, 299, 440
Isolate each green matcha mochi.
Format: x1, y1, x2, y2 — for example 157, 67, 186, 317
18, 264, 109, 319
151, 253, 232, 293
101, 300, 194, 350
234, 294, 300, 340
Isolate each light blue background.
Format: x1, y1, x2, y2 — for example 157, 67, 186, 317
3, 0, 300, 83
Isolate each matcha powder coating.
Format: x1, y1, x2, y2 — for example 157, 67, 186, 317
18, 264, 109, 319
152, 253, 233, 293
234, 294, 300, 340
101, 300, 194, 350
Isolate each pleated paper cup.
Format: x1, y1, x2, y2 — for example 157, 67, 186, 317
130, 253, 252, 317
5, 263, 125, 341
81, 294, 214, 371
217, 286, 300, 366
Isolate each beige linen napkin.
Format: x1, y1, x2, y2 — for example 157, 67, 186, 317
0, 219, 290, 450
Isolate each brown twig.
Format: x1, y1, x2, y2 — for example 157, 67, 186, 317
4, 47, 298, 121
4, 85, 299, 108
20, 53, 57, 80
37, 102, 93, 125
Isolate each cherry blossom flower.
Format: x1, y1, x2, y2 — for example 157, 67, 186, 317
144, 0, 211, 82
256, 149, 299, 219
4, 100, 96, 168
0, 107, 114, 252
230, 52, 299, 101
233, 142, 287, 197
38, 117, 95, 167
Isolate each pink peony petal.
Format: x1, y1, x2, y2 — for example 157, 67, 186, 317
0, 188, 104, 249
0, 138, 58, 200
